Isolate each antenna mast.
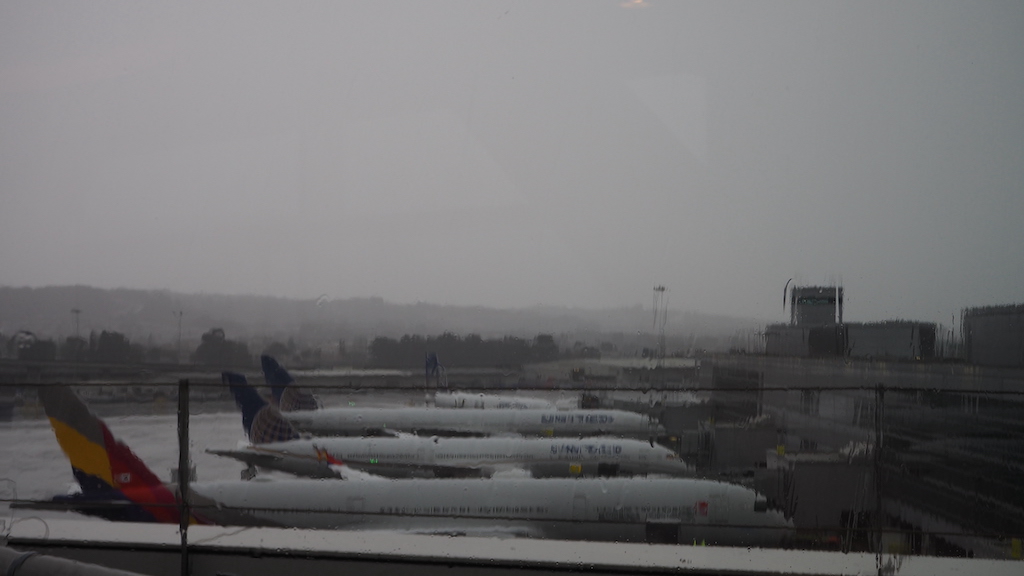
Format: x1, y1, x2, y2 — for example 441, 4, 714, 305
71, 308, 81, 339
173, 310, 184, 364
653, 285, 668, 363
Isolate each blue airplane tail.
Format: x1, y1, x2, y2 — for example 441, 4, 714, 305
260, 355, 320, 412
260, 355, 293, 402
224, 371, 299, 444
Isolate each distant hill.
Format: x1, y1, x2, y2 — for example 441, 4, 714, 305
0, 286, 766, 353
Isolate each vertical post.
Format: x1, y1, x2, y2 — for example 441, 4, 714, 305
874, 384, 885, 572
71, 308, 81, 339
177, 379, 190, 576
173, 311, 184, 364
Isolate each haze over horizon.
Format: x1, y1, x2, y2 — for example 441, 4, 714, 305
2, 1, 1022, 327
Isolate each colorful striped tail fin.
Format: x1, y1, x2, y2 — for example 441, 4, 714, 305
38, 385, 180, 524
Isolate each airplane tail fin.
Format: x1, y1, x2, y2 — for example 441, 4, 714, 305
224, 371, 299, 444
260, 354, 293, 403
37, 385, 180, 523
224, 372, 265, 436
260, 354, 320, 412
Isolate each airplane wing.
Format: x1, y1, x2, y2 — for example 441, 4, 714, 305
208, 447, 489, 480
317, 458, 489, 479
207, 448, 285, 465
206, 448, 344, 480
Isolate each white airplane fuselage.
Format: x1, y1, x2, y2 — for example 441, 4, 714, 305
283, 407, 660, 439
209, 435, 692, 479
433, 392, 556, 410
189, 477, 791, 547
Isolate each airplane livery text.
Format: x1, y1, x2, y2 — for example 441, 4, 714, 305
540, 414, 614, 425
550, 443, 623, 456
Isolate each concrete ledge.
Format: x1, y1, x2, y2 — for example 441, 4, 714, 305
5, 518, 1019, 576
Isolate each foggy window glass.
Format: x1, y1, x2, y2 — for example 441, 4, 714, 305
1, 1, 1022, 574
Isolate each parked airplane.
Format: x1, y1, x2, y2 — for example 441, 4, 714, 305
285, 404, 661, 439
261, 354, 558, 411
212, 373, 691, 479
38, 385, 791, 547
191, 475, 791, 546
258, 358, 662, 439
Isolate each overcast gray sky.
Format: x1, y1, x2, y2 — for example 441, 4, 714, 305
1, 1, 1021, 325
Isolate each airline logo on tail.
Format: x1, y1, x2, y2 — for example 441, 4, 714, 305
261, 355, 320, 412
314, 445, 345, 466
38, 385, 183, 524
224, 371, 300, 444
261, 354, 294, 402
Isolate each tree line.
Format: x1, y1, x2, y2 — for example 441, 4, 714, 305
3, 328, 252, 367
368, 333, 561, 369
5, 328, 569, 369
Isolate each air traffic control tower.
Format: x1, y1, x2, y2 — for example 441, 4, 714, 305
765, 284, 847, 357
789, 285, 843, 326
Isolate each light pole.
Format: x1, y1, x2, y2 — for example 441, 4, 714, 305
71, 308, 81, 339
653, 285, 667, 362
173, 310, 184, 364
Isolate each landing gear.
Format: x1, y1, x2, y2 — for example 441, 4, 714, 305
241, 464, 258, 480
